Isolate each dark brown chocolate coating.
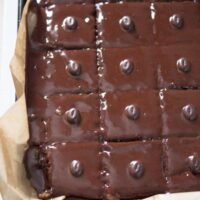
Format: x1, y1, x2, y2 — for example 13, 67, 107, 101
101, 91, 162, 141
28, 4, 96, 49
26, 49, 98, 96
161, 90, 200, 137
25, 0, 200, 199
97, 3, 154, 48
165, 138, 200, 192
35, 0, 94, 6
27, 94, 100, 144
154, 3, 200, 45
25, 142, 103, 199
97, 3, 200, 48
102, 141, 166, 199
99, 47, 157, 92
158, 45, 200, 89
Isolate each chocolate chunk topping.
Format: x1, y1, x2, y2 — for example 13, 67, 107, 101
119, 59, 134, 75
129, 161, 144, 179
125, 105, 140, 120
64, 16, 78, 31
70, 160, 84, 177
182, 104, 198, 121
176, 58, 191, 73
67, 60, 82, 76
119, 16, 135, 32
169, 14, 184, 29
65, 108, 81, 125
189, 155, 200, 175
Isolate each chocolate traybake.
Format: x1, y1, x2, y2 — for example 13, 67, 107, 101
24, 0, 200, 199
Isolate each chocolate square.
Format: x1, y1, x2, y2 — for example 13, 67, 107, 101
28, 4, 96, 49
26, 49, 98, 96
28, 94, 100, 144
97, 3, 154, 48
165, 138, 200, 192
162, 90, 200, 137
154, 3, 200, 45
158, 45, 200, 89
103, 141, 166, 199
25, 142, 102, 199
101, 91, 162, 141
99, 47, 157, 92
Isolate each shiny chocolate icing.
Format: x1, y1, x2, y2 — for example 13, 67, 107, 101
25, 1, 200, 199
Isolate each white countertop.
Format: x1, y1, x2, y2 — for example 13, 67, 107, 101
0, 0, 18, 117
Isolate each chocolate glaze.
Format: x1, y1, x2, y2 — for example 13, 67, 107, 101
101, 91, 162, 141
28, 4, 96, 49
161, 90, 200, 137
154, 3, 200, 45
27, 94, 100, 144
97, 3, 154, 48
25, 1, 200, 199
35, 0, 94, 6
97, 3, 200, 48
26, 142, 103, 199
102, 141, 166, 199
99, 47, 157, 92
165, 138, 200, 192
158, 45, 200, 89
26, 49, 98, 96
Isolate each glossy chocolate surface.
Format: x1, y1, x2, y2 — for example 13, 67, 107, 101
101, 91, 162, 140
25, 142, 103, 198
154, 3, 200, 45
26, 49, 98, 96
47, 142, 102, 198
25, 0, 200, 199
97, 3, 154, 48
97, 2, 200, 48
165, 138, 200, 192
102, 141, 166, 199
28, 4, 96, 49
158, 45, 200, 89
27, 94, 100, 144
99, 47, 157, 91
161, 90, 200, 137
35, 0, 94, 6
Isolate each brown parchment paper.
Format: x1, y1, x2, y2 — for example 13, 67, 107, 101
0, 0, 200, 199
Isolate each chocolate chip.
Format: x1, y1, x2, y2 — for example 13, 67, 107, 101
169, 14, 184, 29
129, 161, 144, 179
120, 59, 134, 75
125, 105, 140, 120
68, 60, 82, 76
65, 108, 81, 125
119, 16, 135, 32
177, 58, 191, 73
64, 16, 78, 31
188, 155, 200, 175
70, 160, 84, 177
182, 104, 198, 121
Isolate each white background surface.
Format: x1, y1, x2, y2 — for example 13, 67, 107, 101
0, 0, 18, 117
